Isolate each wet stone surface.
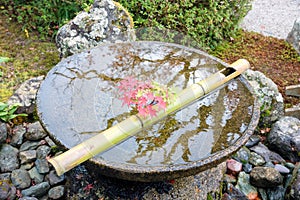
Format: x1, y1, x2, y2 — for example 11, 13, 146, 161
37, 41, 258, 182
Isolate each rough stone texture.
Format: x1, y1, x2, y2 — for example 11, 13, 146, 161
0, 180, 16, 200
250, 167, 283, 188
236, 172, 258, 200
267, 116, 300, 162
48, 185, 65, 199
56, 0, 135, 58
287, 173, 300, 200
10, 125, 26, 147
250, 142, 285, 163
249, 152, 266, 166
36, 145, 51, 159
25, 121, 47, 141
46, 170, 65, 186
19, 150, 37, 164
7, 76, 44, 115
11, 169, 31, 189
0, 144, 19, 172
35, 159, 50, 174
287, 18, 300, 54
243, 69, 284, 127
28, 167, 44, 184
0, 121, 7, 143
21, 182, 50, 197
226, 159, 243, 176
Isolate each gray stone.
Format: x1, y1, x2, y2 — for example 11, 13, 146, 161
242, 163, 253, 173
258, 188, 268, 200
7, 76, 44, 114
267, 116, 300, 162
0, 179, 16, 200
11, 169, 31, 189
267, 186, 285, 200
19, 150, 37, 164
10, 125, 26, 147
245, 135, 261, 148
20, 140, 41, 151
48, 185, 65, 199
21, 182, 50, 197
233, 146, 251, 163
236, 172, 258, 199
35, 159, 49, 174
275, 164, 290, 174
249, 152, 266, 166
20, 163, 35, 170
287, 18, 300, 54
243, 69, 284, 127
46, 170, 65, 185
0, 144, 19, 172
44, 136, 56, 147
286, 173, 300, 200
0, 122, 7, 143
36, 145, 51, 159
222, 183, 248, 200
25, 121, 47, 141
250, 142, 285, 163
250, 167, 283, 188
0, 172, 11, 180
19, 197, 39, 200
28, 167, 45, 184
56, 0, 135, 58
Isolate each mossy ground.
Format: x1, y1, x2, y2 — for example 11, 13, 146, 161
0, 15, 60, 102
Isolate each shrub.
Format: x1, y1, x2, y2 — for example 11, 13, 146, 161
0, 0, 93, 40
117, 0, 251, 50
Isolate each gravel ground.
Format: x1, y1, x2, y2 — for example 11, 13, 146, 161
240, 0, 300, 39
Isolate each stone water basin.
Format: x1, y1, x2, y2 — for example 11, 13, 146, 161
37, 41, 260, 182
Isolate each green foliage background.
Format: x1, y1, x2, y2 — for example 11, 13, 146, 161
118, 0, 251, 50
0, 0, 93, 40
1, 0, 251, 49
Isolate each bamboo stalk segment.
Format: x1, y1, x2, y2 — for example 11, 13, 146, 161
48, 59, 250, 176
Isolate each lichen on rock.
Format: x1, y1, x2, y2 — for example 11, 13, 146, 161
243, 69, 284, 127
56, 0, 135, 58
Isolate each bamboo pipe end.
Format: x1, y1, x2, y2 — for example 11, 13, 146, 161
230, 59, 250, 72
48, 158, 64, 176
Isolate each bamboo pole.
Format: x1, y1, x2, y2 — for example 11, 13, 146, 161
48, 59, 250, 176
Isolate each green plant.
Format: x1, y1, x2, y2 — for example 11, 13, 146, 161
0, 0, 93, 40
0, 102, 27, 122
118, 0, 251, 50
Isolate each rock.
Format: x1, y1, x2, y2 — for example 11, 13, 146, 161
19, 197, 39, 200
11, 169, 31, 189
267, 116, 300, 162
267, 185, 285, 200
25, 121, 47, 140
275, 164, 290, 174
35, 159, 50, 174
242, 163, 253, 173
46, 170, 65, 185
0, 122, 7, 143
48, 185, 65, 199
249, 152, 266, 166
236, 172, 258, 200
10, 125, 26, 147
286, 173, 300, 200
7, 76, 44, 114
0, 144, 19, 172
287, 18, 300, 54
0, 180, 16, 200
250, 142, 285, 163
223, 174, 237, 184
28, 167, 45, 184
21, 182, 50, 197
44, 136, 56, 147
243, 69, 284, 127
36, 145, 51, 159
19, 150, 37, 164
250, 167, 283, 188
245, 135, 261, 148
226, 159, 243, 176
258, 188, 268, 200
56, 0, 135, 58
20, 140, 41, 151
233, 147, 250, 163
223, 183, 249, 200
20, 162, 35, 170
